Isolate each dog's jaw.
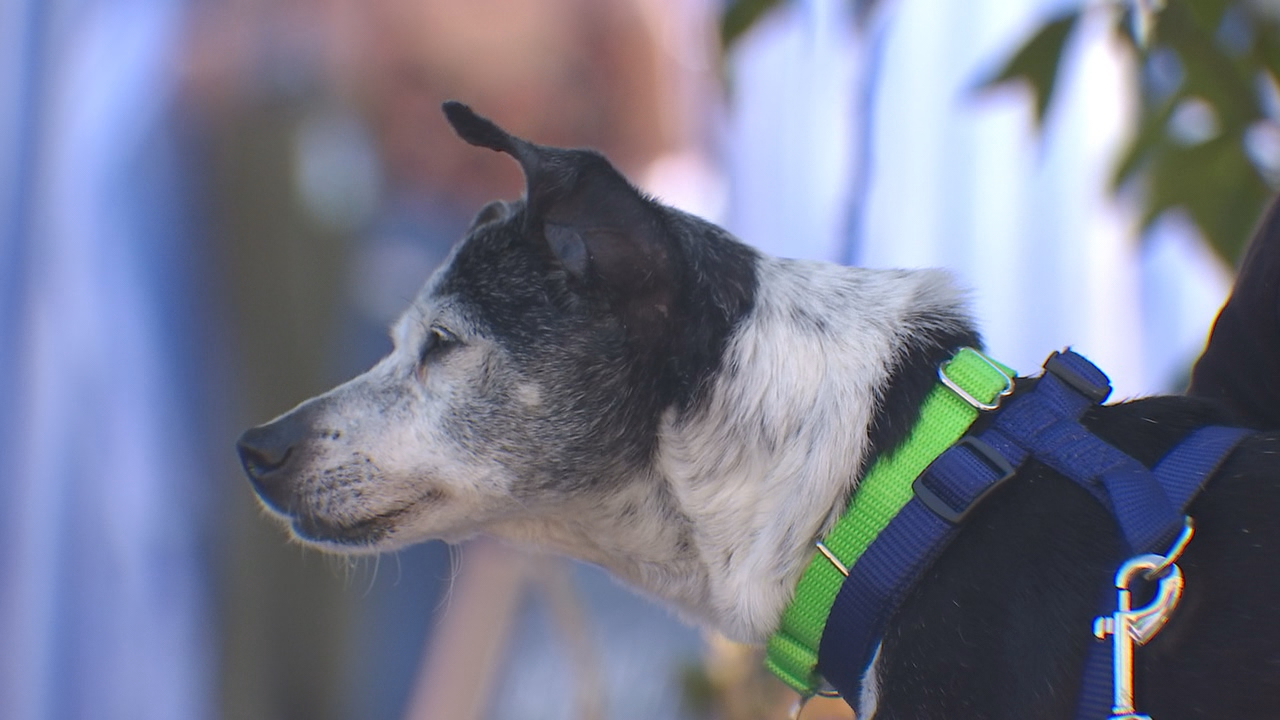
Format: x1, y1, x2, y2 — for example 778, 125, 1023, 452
480, 479, 713, 615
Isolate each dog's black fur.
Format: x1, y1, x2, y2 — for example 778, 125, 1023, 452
874, 397, 1280, 718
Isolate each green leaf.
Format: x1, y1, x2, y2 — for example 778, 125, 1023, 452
1157, 3, 1261, 132
976, 0, 1279, 265
975, 11, 1082, 127
1142, 133, 1272, 262
1255, 32, 1280, 79
721, 0, 787, 52
1181, 0, 1234, 37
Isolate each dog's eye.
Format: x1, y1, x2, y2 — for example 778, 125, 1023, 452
419, 326, 458, 367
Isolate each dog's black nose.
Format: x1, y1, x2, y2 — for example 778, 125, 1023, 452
237, 424, 291, 473
236, 420, 304, 514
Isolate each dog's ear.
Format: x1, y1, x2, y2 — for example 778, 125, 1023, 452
443, 101, 674, 336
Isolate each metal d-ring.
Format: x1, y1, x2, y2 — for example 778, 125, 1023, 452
1092, 516, 1195, 720
938, 348, 1013, 411
788, 683, 843, 720
1144, 516, 1195, 580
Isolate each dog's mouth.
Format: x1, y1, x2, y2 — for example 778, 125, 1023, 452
287, 487, 448, 549
291, 512, 396, 547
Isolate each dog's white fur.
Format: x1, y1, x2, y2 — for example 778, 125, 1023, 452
645, 259, 973, 641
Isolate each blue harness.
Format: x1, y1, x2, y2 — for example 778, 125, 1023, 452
816, 350, 1251, 718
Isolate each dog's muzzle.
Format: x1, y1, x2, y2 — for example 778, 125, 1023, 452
236, 400, 404, 548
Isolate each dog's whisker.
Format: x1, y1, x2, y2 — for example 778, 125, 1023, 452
360, 554, 381, 597
438, 543, 463, 617
323, 551, 350, 586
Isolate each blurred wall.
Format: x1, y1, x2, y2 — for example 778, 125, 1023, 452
1, 1, 222, 718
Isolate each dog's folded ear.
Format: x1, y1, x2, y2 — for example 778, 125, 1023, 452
443, 101, 675, 338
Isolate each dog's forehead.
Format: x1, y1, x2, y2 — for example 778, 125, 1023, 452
392, 204, 552, 343
442, 213, 561, 318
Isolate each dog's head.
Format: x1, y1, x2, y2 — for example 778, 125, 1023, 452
236, 103, 757, 555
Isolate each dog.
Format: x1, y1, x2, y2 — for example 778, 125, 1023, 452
238, 103, 1280, 718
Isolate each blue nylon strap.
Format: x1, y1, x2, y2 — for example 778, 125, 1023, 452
1152, 425, 1253, 508
816, 349, 1253, 711
984, 357, 1181, 555
815, 493, 960, 697
1074, 637, 1116, 720
818, 352, 1100, 700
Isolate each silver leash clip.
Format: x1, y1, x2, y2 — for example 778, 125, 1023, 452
1091, 518, 1194, 720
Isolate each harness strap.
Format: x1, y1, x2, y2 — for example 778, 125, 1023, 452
817, 351, 1106, 698
981, 354, 1184, 554
814, 350, 1251, 709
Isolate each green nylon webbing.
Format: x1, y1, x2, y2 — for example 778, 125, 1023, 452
764, 348, 1015, 695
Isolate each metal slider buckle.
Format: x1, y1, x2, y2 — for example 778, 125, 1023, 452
938, 348, 1013, 411
814, 540, 849, 577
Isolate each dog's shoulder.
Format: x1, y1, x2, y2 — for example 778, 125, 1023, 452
1084, 393, 1247, 462
1085, 395, 1280, 513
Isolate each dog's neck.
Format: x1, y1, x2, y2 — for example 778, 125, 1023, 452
488, 259, 977, 642
655, 259, 976, 641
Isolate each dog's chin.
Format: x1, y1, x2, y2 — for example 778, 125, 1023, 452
281, 498, 462, 554
288, 513, 397, 553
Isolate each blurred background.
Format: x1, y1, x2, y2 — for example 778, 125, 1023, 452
1, 0, 1277, 718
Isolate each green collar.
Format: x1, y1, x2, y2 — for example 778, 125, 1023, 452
765, 347, 1015, 695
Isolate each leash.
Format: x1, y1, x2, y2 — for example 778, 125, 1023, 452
765, 348, 1251, 719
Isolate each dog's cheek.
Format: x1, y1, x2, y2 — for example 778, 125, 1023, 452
336, 412, 514, 540
394, 360, 532, 510
414, 342, 615, 514
432, 361, 575, 502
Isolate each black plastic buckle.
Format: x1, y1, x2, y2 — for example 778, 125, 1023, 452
913, 436, 1017, 524
1044, 350, 1111, 404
